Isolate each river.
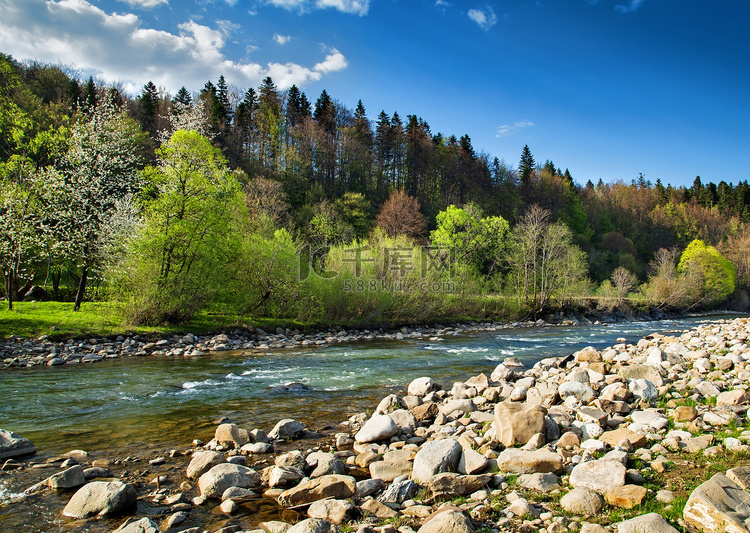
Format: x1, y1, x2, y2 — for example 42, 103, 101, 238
0, 313, 739, 457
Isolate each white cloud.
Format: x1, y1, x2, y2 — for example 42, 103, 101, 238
615, 0, 645, 13
274, 33, 291, 44
0, 0, 348, 94
266, 0, 370, 15
496, 121, 534, 138
118, 0, 168, 7
435, 0, 450, 6
224, 0, 238, 5
468, 6, 497, 30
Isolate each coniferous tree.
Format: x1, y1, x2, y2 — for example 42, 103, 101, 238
138, 81, 159, 137
173, 86, 192, 106
518, 144, 535, 186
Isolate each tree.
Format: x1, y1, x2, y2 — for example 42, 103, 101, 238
244, 177, 291, 236
677, 239, 735, 306
138, 81, 159, 137
518, 144, 535, 186
125, 130, 246, 324
611, 266, 637, 306
375, 190, 427, 241
46, 102, 145, 311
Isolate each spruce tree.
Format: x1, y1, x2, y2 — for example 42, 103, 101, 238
518, 144, 535, 185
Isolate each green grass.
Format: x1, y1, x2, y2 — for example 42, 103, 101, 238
0, 300, 313, 340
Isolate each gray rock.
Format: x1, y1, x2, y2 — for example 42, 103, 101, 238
684, 473, 750, 532
112, 517, 160, 533
518, 472, 561, 492
368, 460, 413, 482
62, 481, 137, 518
198, 463, 261, 498
354, 414, 399, 443
0, 429, 35, 460
269, 466, 306, 488
389, 409, 418, 432
306, 452, 346, 478
379, 478, 418, 504
417, 509, 474, 533
186, 450, 225, 480
619, 364, 664, 387
412, 438, 463, 483
355, 478, 384, 498
496, 448, 563, 474
458, 448, 489, 475
269, 419, 307, 440
408, 377, 437, 397
278, 475, 357, 507
560, 487, 604, 516
439, 398, 475, 417
570, 459, 627, 495
628, 379, 658, 401
307, 499, 354, 525
615, 513, 678, 533
428, 473, 493, 498
558, 381, 596, 403
376, 394, 404, 414
46, 465, 85, 489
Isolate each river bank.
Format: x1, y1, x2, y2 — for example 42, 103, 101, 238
2, 316, 750, 532
1, 306, 681, 370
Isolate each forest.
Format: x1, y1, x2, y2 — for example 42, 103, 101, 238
1, 52, 749, 327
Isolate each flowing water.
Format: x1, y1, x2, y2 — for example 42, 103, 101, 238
0, 313, 742, 531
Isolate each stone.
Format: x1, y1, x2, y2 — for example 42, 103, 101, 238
198, 464, 261, 498
614, 513, 679, 533
569, 459, 627, 494
286, 518, 341, 533
220, 498, 238, 514
379, 478, 418, 504
560, 487, 604, 516
628, 379, 659, 401
417, 509, 474, 533
493, 402, 547, 447
496, 448, 563, 474
259, 521, 292, 533
605, 485, 648, 509
360, 498, 398, 519
187, 450, 225, 480
278, 475, 357, 507
355, 450, 381, 468
518, 472, 561, 492
620, 364, 664, 387
355, 478, 384, 499
376, 394, 404, 414
0, 429, 35, 460
717, 389, 749, 405
411, 438, 463, 483
368, 461, 413, 482
408, 377, 437, 397
269, 419, 307, 440
306, 452, 346, 478
683, 473, 750, 532
112, 517, 160, 533
354, 415, 399, 443
62, 481, 137, 518
439, 399, 475, 417
215, 424, 249, 448
599, 428, 647, 449
269, 466, 306, 488
727, 466, 750, 491
222, 486, 258, 502
46, 465, 86, 489
673, 405, 699, 422
558, 381, 596, 404
307, 499, 355, 524
389, 409, 418, 432
412, 402, 439, 421
458, 448, 489, 475
427, 473, 492, 498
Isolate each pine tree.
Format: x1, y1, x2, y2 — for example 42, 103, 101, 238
518, 144, 535, 185
138, 81, 159, 137
173, 86, 192, 106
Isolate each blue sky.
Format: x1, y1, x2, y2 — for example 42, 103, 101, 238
1, 0, 748, 188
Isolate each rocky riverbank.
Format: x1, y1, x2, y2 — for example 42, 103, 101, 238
0, 308, 672, 370
3, 316, 750, 532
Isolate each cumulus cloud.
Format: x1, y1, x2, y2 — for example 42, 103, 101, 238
615, 0, 645, 13
266, 0, 370, 15
118, 0, 168, 7
468, 6, 497, 30
496, 121, 534, 138
274, 33, 292, 44
0, 0, 348, 94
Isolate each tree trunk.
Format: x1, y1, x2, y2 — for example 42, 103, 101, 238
73, 266, 88, 312
5, 269, 13, 311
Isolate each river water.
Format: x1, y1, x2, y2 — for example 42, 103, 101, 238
0, 313, 739, 457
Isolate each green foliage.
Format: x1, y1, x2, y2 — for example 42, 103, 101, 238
121, 130, 247, 325
678, 239, 736, 306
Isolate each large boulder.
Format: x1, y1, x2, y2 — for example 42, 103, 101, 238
215, 423, 249, 448
408, 377, 437, 397
0, 429, 35, 460
412, 439, 463, 484
493, 402, 547, 447
62, 481, 137, 518
560, 487, 604, 515
569, 459, 626, 495
354, 414, 399, 443
683, 473, 750, 532
186, 450, 225, 480
305, 452, 346, 478
198, 463, 261, 498
558, 381, 596, 404
269, 419, 307, 440
496, 448, 563, 474
278, 475, 357, 508
46, 465, 86, 489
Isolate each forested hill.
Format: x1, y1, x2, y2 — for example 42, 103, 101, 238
2, 52, 749, 323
